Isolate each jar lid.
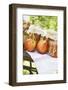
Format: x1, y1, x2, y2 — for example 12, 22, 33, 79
46, 30, 57, 41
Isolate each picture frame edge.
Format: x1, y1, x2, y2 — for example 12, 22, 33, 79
9, 4, 66, 86
9, 4, 17, 86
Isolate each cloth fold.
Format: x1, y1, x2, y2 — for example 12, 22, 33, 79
27, 51, 58, 74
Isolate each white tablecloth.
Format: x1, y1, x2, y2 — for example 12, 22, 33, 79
27, 51, 58, 74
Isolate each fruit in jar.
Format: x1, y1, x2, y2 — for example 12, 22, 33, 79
36, 37, 49, 54
24, 33, 36, 52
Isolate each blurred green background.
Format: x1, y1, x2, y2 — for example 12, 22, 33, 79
30, 16, 58, 31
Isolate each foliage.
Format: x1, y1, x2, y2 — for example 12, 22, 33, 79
30, 16, 58, 31
23, 69, 30, 75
